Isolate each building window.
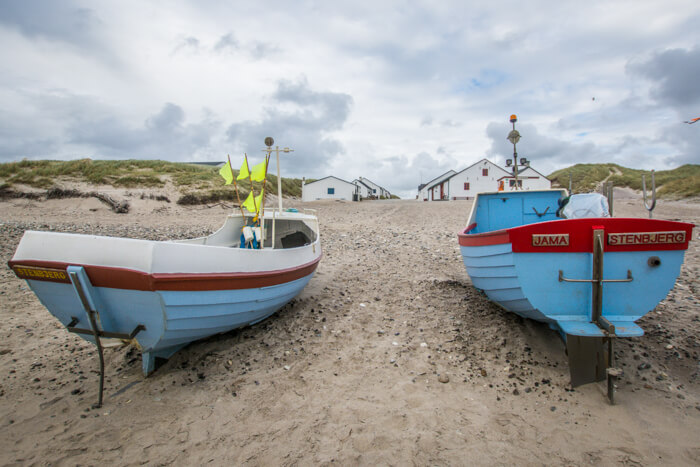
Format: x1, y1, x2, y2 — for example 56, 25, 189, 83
509, 180, 522, 188
373, 189, 376, 194
328, 187, 335, 194
464, 182, 470, 190
482, 168, 488, 176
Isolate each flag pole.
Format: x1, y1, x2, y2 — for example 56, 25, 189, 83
243, 153, 263, 249
228, 154, 246, 219
259, 151, 271, 248
243, 153, 259, 216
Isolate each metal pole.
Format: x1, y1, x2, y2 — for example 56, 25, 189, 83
643, 170, 656, 219
512, 120, 519, 189
276, 146, 283, 212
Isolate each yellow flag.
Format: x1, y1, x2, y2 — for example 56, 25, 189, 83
250, 160, 267, 182
242, 191, 255, 212
218, 159, 234, 185
237, 158, 249, 180
241, 191, 264, 213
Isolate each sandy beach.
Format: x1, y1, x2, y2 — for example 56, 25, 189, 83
1, 189, 699, 465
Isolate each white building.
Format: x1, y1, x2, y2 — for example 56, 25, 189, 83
352, 179, 372, 198
448, 159, 511, 200
419, 158, 551, 200
358, 177, 390, 198
302, 176, 359, 201
496, 166, 551, 191
418, 170, 456, 201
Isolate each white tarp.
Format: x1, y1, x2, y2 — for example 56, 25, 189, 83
561, 193, 610, 219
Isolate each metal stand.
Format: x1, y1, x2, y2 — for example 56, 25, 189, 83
558, 229, 632, 403
66, 266, 145, 408
642, 170, 656, 219
602, 181, 614, 217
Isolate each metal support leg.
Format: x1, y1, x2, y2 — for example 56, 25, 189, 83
68, 267, 105, 408
66, 266, 145, 407
607, 338, 615, 403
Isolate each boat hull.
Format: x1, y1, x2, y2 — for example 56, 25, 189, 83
20, 270, 316, 374
459, 217, 693, 337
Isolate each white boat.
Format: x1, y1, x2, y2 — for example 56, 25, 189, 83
10, 209, 321, 376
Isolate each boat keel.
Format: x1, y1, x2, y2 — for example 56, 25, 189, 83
566, 334, 620, 403
566, 335, 607, 387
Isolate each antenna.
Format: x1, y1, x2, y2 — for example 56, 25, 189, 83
506, 114, 527, 190
263, 137, 293, 213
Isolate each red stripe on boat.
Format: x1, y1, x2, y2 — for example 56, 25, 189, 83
8, 256, 321, 291
458, 218, 693, 252
458, 223, 510, 246
509, 218, 693, 253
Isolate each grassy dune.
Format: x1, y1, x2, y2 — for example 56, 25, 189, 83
0, 159, 306, 203
548, 163, 700, 198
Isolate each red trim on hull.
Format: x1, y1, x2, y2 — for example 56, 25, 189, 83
458, 223, 510, 246
457, 218, 693, 252
8, 256, 322, 292
509, 218, 693, 253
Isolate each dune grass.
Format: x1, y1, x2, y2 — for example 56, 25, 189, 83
548, 163, 700, 197
0, 159, 305, 199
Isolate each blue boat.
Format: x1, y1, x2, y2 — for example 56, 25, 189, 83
458, 188, 694, 397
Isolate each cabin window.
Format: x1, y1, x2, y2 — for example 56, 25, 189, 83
482, 168, 488, 176
509, 180, 523, 188
328, 187, 335, 194
464, 182, 470, 190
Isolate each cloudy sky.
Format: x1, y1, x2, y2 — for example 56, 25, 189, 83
1, 0, 699, 197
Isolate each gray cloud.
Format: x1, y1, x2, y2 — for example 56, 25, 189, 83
213, 32, 278, 59
0, 0, 100, 45
655, 122, 700, 167
173, 36, 201, 55
370, 150, 459, 197
486, 121, 599, 174
68, 101, 218, 159
0, 89, 219, 160
214, 33, 239, 52
628, 46, 700, 109
226, 77, 353, 174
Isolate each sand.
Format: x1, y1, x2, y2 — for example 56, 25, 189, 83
0, 188, 699, 465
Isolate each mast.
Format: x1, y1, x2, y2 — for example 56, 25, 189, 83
506, 114, 529, 190
264, 137, 294, 212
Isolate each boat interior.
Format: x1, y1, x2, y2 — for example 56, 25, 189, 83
470, 190, 565, 233
176, 211, 318, 249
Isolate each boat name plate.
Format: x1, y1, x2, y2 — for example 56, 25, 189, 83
532, 234, 569, 247
12, 265, 71, 283
608, 231, 685, 246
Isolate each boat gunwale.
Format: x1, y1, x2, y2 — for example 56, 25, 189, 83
8, 255, 322, 292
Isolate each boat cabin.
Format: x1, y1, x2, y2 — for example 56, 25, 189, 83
177, 211, 319, 249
